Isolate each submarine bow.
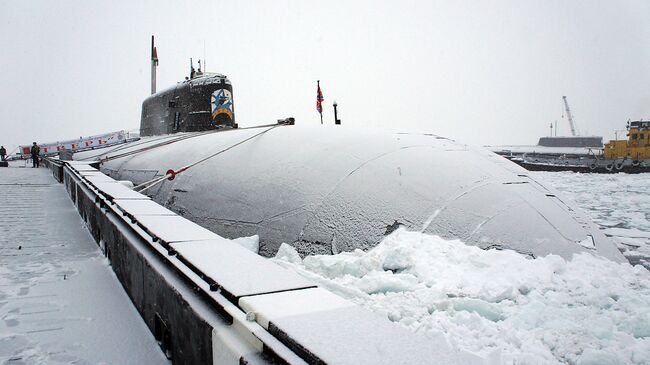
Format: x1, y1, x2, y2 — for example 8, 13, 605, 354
87, 125, 625, 262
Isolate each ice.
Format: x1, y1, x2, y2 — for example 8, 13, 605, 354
274, 242, 303, 264
577, 236, 596, 249
232, 234, 260, 253
535, 171, 650, 269
603, 227, 650, 239
274, 228, 650, 364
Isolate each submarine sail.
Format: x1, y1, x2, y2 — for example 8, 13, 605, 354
140, 72, 236, 136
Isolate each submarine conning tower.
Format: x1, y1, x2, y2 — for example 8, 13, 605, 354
140, 72, 236, 136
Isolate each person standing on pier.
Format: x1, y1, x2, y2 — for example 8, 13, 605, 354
0, 146, 6, 161
30, 142, 40, 168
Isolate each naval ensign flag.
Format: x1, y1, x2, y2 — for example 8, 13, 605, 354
316, 80, 324, 124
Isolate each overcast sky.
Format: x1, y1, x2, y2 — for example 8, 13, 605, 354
1, 0, 649, 153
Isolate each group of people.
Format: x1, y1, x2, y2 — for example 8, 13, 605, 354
0, 143, 40, 167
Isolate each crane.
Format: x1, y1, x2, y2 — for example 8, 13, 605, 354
562, 96, 578, 136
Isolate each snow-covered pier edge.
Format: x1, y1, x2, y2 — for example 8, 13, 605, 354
42, 157, 483, 365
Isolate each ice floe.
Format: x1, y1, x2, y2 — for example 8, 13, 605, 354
273, 228, 650, 364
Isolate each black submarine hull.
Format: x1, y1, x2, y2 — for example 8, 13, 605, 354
74, 126, 625, 263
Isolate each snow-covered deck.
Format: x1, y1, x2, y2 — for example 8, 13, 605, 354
0, 166, 168, 364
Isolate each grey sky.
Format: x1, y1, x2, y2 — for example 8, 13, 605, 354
1, 0, 649, 152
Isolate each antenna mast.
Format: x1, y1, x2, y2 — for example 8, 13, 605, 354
562, 96, 577, 136
151, 35, 159, 95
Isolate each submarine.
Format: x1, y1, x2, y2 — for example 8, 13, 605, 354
74, 41, 625, 263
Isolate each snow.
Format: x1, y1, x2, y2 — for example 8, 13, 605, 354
232, 234, 260, 253
273, 228, 650, 364
134, 215, 218, 243
64, 161, 98, 171
0, 167, 167, 364
239, 287, 354, 329
239, 287, 485, 365
113, 198, 177, 216
118, 179, 135, 188
83, 173, 117, 183
77, 170, 104, 177
91, 181, 151, 200
169, 239, 314, 299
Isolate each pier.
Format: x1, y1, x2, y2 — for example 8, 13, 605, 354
0, 166, 168, 363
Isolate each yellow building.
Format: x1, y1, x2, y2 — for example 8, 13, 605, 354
604, 121, 650, 160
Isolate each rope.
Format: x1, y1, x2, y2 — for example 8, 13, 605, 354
95, 122, 285, 165
76, 134, 172, 161
134, 123, 285, 193
136, 174, 171, 193
97, 133, 203, 164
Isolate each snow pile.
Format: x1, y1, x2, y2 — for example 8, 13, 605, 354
232, 234, 260, 253
273, 229, 650, 364
536, 171, 650, 268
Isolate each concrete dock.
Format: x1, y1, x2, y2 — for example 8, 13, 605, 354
0, 166, 168, 364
